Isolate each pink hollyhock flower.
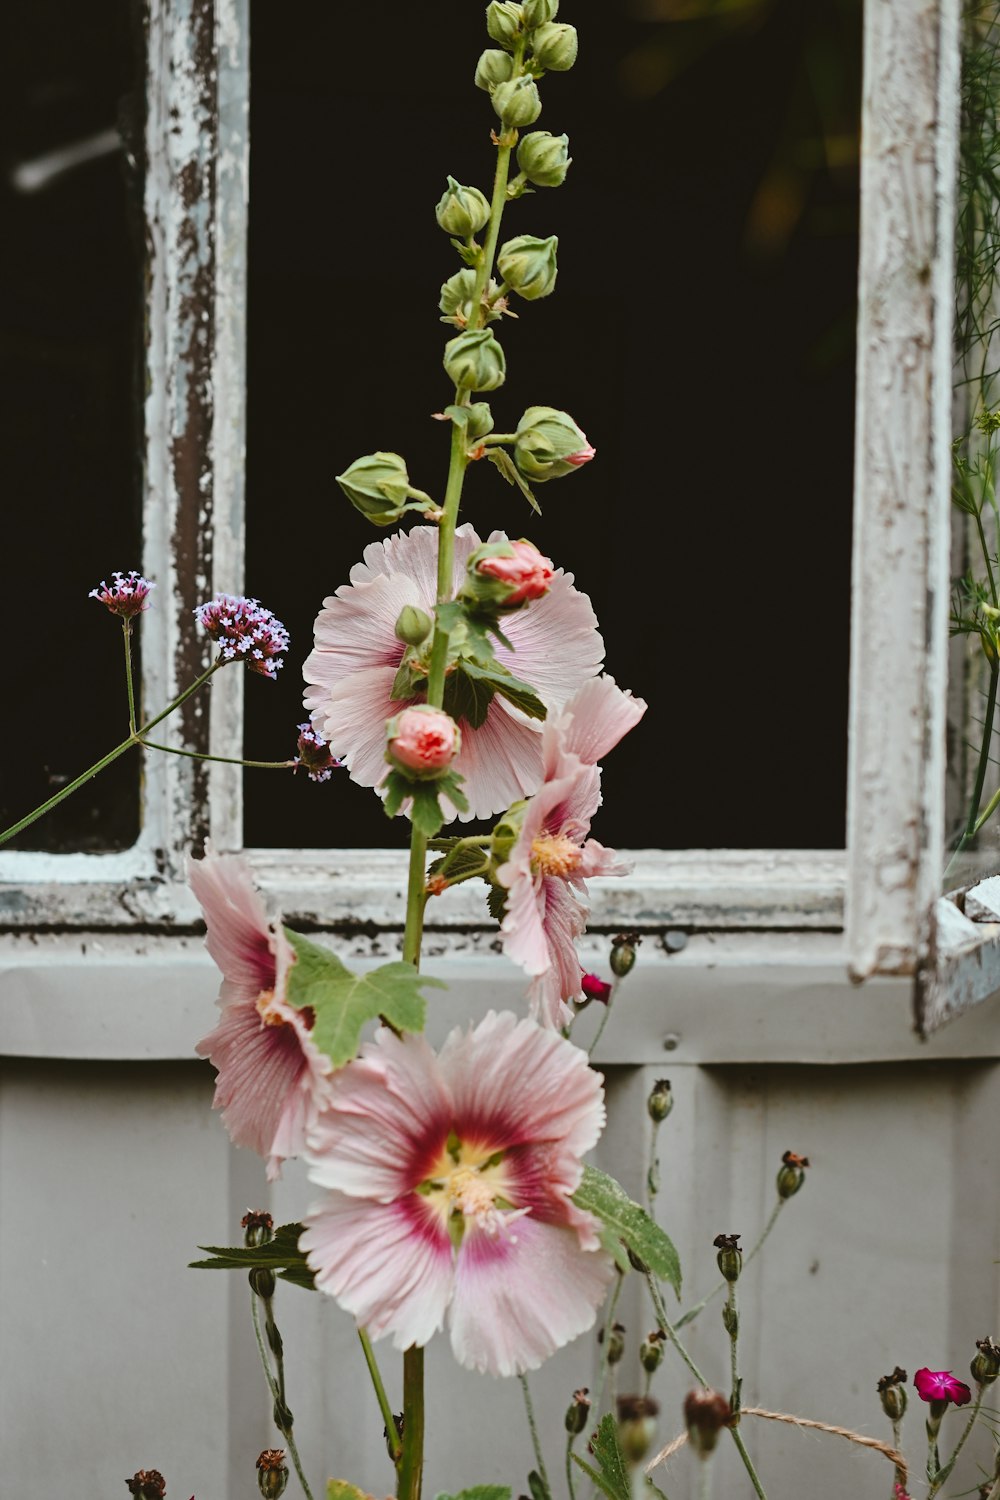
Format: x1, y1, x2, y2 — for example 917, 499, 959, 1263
581, 972, 613, 1004
564, 441, 596, 468
498, 676, 648, 1027
195, 593, 290, 678
913, 1368, 973, 1406
303, 524, 603, 821
190, 850, 333, 1179
387, 705, 461, 777
302, 1011, 614, 1376
475, 539, 555, 605
90, 570, 155, 618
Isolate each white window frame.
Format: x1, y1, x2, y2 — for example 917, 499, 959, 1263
0, 0, 993, 1044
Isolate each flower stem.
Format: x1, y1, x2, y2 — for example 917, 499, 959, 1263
565, 1435, 579, 1500
646, 1118, 663, 1212
724, 1284, 741, 1423
594, 1272, 624, 1416
250, 1289, 315, 1500
927, 1385, 984, 1494
728, 1429, 768, 1500
138, 739, 295, 770
358, 1326, 401, 1463
948, 656, 1000, 876
695, 1455, 714, 1500
397, 1346, 424, 1500
519, 1373, 551, 1493
588, 976, 621, 1057
123, 619, 137, 734
674, 1200, 785, 1331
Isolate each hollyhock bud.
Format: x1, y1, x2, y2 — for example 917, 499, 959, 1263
492, 76, 543, 129
443, 328, 506, 391
242, 1210, 274, 1249
516, 130, 571, 187
256, 1450, 289, 1499
435, 177, 490, 238
776, 1150, 810, 1199
475, 47, 514, 91
617, 1396, 659, 1464
581, 972, 613, 1004
877, 1367, 908, 1421
486, 1, 524, 48
498, 234, 558, 300
513, 404, 594, 480
439, 269, 504, 327
683, 1389, 731, 1458
531, 20, 578, 70
647, 1079, 673, 1123
336, 451, 431, 526
972, 1336, 1000, 1385
714, 1233, 742, 1282
386, 706, 461, 781
611, 931, 641, 977
524, 0, 559, 24
469, 538, 555, 608
565, 1388, 591, 1435
464, 403, 496, 440
640, 1329, 666, 1373
394, 605, 432, 647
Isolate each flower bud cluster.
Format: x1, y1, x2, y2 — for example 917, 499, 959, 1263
195, 594, 290, 678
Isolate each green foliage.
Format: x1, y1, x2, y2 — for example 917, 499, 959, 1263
190, 1222, 315, 1290
427, 838, 492, 885
434, 1488, 511, 1500
284, 930, 442, 1067
573, 1165, 682, 1294
485, 445, 542, 513
526, 1472, 551, 1500
328, 1480, 376, 1500
571, 1415, 630, 1500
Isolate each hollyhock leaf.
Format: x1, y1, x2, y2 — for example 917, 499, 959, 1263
434, 1489, 511, 1500
410, 782, 447, 839
190, 1221, 316, 1290
383, 771, 408, 820
487, 447, 543, 514
443, 404, 473, 428
572, 1165, 682, 1294
597, 1222, 631, 1275
462, 660, 547, 721
487, 883, 509, 922
445, 662, 497, 729
284, 931, 442, 1066
327, 1481, 376, 1500
428, 842, 490, 884
571, 1415, 630, 1500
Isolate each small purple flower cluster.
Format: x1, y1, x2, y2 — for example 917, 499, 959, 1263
294, 722, 341, 783
90, 570, 155, 619
194, 594, 290, 678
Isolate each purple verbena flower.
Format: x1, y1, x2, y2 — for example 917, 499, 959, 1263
90, 570, 155, 619
294, 723, 342, 783
195, 594, 290, 679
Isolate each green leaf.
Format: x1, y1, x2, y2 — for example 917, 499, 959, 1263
383, 770, 408, 819
444, 662, 497, 729
462, 660, 546, 721
571, 1416, 630, 1500
284, 930, 443, 1067
328, 1481, 375, 1500
190, 1221, 316, 1290
486, 446, 542, 515
428, 841, 491, 884
443, 404, 471, 428
573, 1165, 682, 1294
486, 883, 508, 923
410, 782, 447, 839
434, 1489, 511, 1500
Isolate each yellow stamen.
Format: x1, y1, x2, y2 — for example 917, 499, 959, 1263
531, 833, 583, 877
256, 989, 288, 1027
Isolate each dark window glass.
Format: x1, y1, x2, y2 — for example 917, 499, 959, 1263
245, 0, 859, 850
0, 1, 144, 851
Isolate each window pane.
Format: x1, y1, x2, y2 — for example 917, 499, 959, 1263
0, 0, 143, 851
245, 0, 859, 850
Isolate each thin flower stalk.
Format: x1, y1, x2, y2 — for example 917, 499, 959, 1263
518, 1373, 551, 1495
674, 1200, 786, 1331
587, 975, 621, 1057
926, 1384, 985, 1495
357, 1328, 401, 1463
250, 1288, 315, 1500
138, 739, 295, 770
593, 1274, 624, 1416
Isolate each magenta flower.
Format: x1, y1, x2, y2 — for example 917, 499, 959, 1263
498, 676, 647, 1027
581, 972, 613, 1004
302, 524, 604, 821
294, 723, 341, 783
913, 1368, 973, 1406
302, 1011, 614, 1376
90, 570, 155, 618
190, 850, 333, 1179
195, 593, 290, 678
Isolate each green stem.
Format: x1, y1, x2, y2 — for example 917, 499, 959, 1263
948, 657, 1000, 876
565, 1436, 578, 1500
402, 833, 429, 967
675, 1201, 785, 1331
728, 1429, 768, 1500
928, 1385, 984, 1494
123, 619, 137, 734
519, 1373, 551, 1493
975, 508, 999, 607
358, 1326, 402, 1463
139, 739, 295, 770
250, 1291, 316, 1500
397, 1346, 424, 1500
588, 977, 621, 1057
594, 1272, 624, 1416
695, 1456, 714, 1500
725, 1284, 741, 1422
646, 1117, 662, 1211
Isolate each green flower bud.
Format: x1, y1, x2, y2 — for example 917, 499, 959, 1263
394, 605, 432, 648
776, 1150, 810, 1199
498, 234, 558, 301
972, 1336, 1000, 1385
616, 1396, 659, 1465
435, 176, 490, 238
439, 268, 504, 327
610, 930, 640, 977
877, 1367, 908, 1421
465, 402, 495, 440
443, 328, 506, 391
600, 1320, 625, 1366
531, 20, 578, 71
565, 1388, 590, 1436
647, 1078, 673, 1123
513, 403, 594, 480
492, 75, 543, 128
523, 0, 559, 23
640, 1330, 666, 1373
256, 1450, 289, 1499
336, 451, 431, 526
713, 1233, 742, 1283
516, 130, 571, 187
249, 1265, 276, 1298
475, 47, 515, 91
242, 1209, 274, 1248
486, 1, 524, 50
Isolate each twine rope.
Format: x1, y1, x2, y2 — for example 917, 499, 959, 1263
645, 1405, 908, 1486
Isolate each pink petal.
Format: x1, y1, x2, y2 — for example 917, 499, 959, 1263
449, 1216, 614, 1375
577, 837, 630, 879
493, 569, 604, 711
305, 572, 413, 688
306, 1030, 454, 1201
306, 664, 400, 788
544, 676, 648, 777
527, 880, 590, 1026
302, 1191, 453, 1348
188, 850, 281, 1007
448, 697, 545, 820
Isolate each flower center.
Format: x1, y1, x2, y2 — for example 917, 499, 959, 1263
256, 989, 288, 1027
417, 1138, 528, 1244
531, 833, 583, 877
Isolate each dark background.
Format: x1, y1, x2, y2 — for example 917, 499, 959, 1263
244, 0, 860, 850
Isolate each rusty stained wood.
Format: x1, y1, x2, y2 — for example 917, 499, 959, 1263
846, 0, 962, 982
